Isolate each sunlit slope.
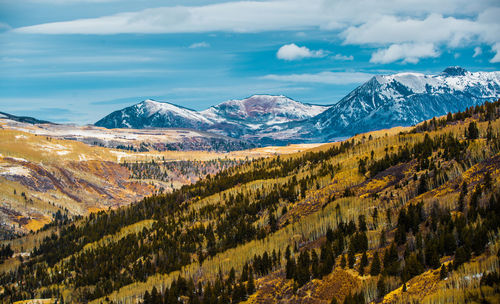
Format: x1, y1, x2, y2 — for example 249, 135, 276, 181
0, 125, 318, 235
2, 100, 500, 303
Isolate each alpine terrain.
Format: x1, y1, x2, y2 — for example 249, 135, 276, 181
95, 67, 500, 146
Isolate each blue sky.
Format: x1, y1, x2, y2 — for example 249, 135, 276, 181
1, 0, 499, 124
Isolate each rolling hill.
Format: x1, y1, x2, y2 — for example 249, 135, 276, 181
2, 99, 499, 303
0, 117, 316, 237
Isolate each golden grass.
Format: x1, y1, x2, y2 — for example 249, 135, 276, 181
24, 217, 51, 232
13, 299, 55, 304
7, 114, 500, 302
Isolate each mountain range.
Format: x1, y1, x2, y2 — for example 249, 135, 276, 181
94, 95, 329, 139
95, 67, 500, 145
0, 111, 54, 125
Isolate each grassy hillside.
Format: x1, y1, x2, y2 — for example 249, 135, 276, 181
1, 100, 500, 303
0, 123, 306, 237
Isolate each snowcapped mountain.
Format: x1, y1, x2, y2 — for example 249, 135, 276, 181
0, 111, 54, 125
95, 67, 500, 146
294, 66, 500, 141
202, 95, 327, 127
200, 95, 329, 137
95, 95, 330, 137
95, 99, 213, 130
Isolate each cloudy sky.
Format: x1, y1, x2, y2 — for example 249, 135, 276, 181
1, 0, 499, 124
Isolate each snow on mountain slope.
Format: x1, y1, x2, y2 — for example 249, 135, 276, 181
95, 95, 330, 138
95, 99, 212, 129
201, 95, 327, 127
140, 99, 212, 124
94, 67, 500, 145
304, 66, 500, 141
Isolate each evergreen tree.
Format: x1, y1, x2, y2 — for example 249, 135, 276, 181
240, 263, 249, 283
269, 212, 278, 233
285, 256, 296, 280
417, 173, 428, 195
466, 121, 479, 140
440, 264, 447, 280
377, 276, 386, 299
348, 245, 356, 269
340, 254, 347, 269
359, 251, 368, 275
296, 251, 311, 286
370, 252, 381, 276
311, 250, 320, 278
358, 215, 367, 231
487, 121, 493, 141
143, 291, 151, 304
150, 287, 160, 304
247, 271, 255, 294
379, 229, 386, 247
454, 246, 471, 269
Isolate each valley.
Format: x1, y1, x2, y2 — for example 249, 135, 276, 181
0, 118, 316, 238
3, 0, 499, 301
1, 100, 499, 303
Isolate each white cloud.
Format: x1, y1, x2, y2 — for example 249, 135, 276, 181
14, 1, 330, 34
10, 0, 500, 63
276, 43, 326, 61
261, 71, 373, 85
189, 42, 210, 49
491, 43, 500, 63
332, 54, 354, 61
370, 43, 439, 64
342, 14, 481, 47
24, 69, 173, 77
473, 46, 482, 57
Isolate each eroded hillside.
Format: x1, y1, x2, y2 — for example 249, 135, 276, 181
0, 123, 315, 237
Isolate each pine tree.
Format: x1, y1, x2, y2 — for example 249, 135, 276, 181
143, 291, 151, 304
358, 215, 367, 231
311, 250, 320, 278
377, 276, 386, 299
286, 256, 296, 279
340, 254, 346, 268
247, 271, 255, 294
454, 246, 471, 269
379, 229, 386, 247
466, 121, 479, 140
440, 264, 447, 280
370, 252, 381, 276
296, 251, 311, 286
269, 212, 278, 233
359, 251, 368, 275
240, 263, 249, 282
150, 287, 160, 304
417, 173, 428, 195
348, 245, 356, 268
487, 121, 493, 141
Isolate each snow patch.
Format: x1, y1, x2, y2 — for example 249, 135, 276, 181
0, 164, 31, 177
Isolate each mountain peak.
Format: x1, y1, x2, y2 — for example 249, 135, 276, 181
441, 66, 468, 76
203, 95, 329, 127
141, 98, 159, 104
